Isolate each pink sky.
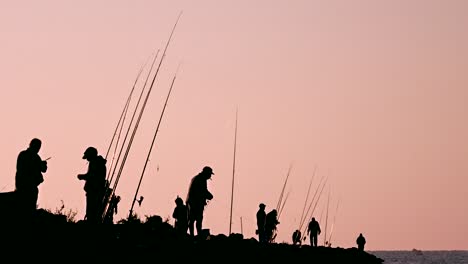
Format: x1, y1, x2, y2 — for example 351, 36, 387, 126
1, 0, 467, 250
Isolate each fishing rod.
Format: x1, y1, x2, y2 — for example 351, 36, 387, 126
106, 100, 130, 183
298, 165, 317, 231
327, 196, 340, 246
278, 189, 290, 220
104, 59, 148, 162
323, 187, 331, 246
105, 54, 154, 183
106, 50, 160, 190
128, 63, 180, 218
301, 175, 328, 236
101, 51, 160, 221
111, 13, 183, 211
229, 108, 238, 235
276, 162, 293, 213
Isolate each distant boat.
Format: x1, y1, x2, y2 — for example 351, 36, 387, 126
412, 248, 423, 255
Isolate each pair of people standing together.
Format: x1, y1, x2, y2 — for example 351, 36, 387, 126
15, 138, 106, 224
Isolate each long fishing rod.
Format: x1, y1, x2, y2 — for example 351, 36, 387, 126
278, 189, 290, 220
327, 196, 340, 246
101, 51, 160, 221
298, 165, 317, 231
106, 55, 153, 182
106, 100, 130, 183
111, 12, 183, 208
301, 175, 328, 236
104, 59, 148, 162
107, 50, 160, 189
128, 63, 180, 218
229, 108, 238, 235
306, 177, 327, 226
100, 56, 155, 221
276, 162, 293, 212
323, 187, 331, 246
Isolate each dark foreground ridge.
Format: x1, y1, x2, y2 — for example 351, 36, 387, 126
0, 209, 384, 264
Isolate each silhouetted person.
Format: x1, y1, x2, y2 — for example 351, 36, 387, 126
356, 233, 366, 251
186, 166, 214, 237
172, 196, 188, 237
256, 203, 267, 244
307, 217, 321, 247
15, 138, 48, 222
292, 229, 302, 245
265, 209, 279, 243
77, 147, 107, 224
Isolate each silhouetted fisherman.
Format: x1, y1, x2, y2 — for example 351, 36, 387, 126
265, 209, 279, 243
256, 203, 267, 244
172, 196, 188, 237
356, 233, 366, 251
307, 217, 321, 247
292, 229, 302, 245
186, 166, 214, 237
77, 147, 107, 224
15, 138, 48, 222
103, 194, 120, 224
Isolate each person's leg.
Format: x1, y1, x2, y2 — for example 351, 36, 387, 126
86, 193, 98, 223
195, 211, 203, 236
188, 209, 195, 236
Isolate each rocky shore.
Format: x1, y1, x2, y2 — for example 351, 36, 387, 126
0, 209, 383, 264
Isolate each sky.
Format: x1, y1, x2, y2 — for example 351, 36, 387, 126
0, 0, 467, 250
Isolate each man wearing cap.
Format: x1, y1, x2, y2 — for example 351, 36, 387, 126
77, 146, 107, 224
186, 166, 214, 237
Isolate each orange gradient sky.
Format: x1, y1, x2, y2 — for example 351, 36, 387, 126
1, 0, 467, 250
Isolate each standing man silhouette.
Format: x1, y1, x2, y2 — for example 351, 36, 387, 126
186, 166, 214, 237
15, 138, 48, 221
307, 217, 321, 247
77, 146, 107, 224
256, 203, 267, 243
356, 233, 366, 251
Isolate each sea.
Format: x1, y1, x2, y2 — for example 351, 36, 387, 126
370, 250, 468, 264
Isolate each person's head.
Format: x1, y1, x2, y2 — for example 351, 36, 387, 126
29, 138, 42, 153
82, 146, 98, 160
175, 196, 183, 206
201, 166, 214, 179
259, 203, 266, 210
312, 217, 316, 222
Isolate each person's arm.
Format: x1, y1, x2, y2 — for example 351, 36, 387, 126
40, 156, 47, 173
202, 180, 213, 200
78, 165, 91, 180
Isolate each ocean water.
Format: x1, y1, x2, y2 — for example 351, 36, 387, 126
370, 250, 468, 264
